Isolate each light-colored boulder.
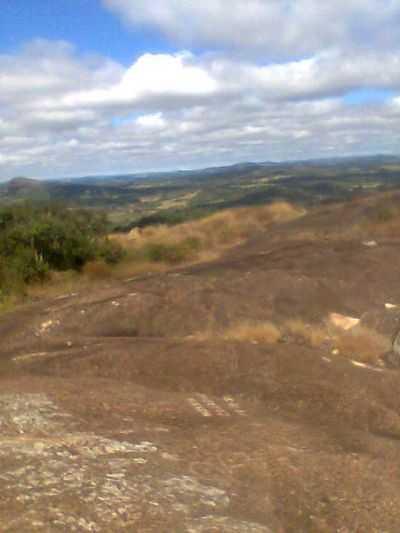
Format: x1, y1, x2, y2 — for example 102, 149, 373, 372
329, 312, 360, 331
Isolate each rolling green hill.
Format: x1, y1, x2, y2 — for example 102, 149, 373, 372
2, 155, 400, 230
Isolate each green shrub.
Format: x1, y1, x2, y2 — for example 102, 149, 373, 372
374, 205, 398, 223
97, 238, 126, 264
0, 202, 123, 299
7, 247, 49, 283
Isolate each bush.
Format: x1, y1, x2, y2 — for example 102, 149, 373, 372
97, 238, 125, 264
7, 246, 49, 283
0, 202, 123, 299
374, 205, 398, 223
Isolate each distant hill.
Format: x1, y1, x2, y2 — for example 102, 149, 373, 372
1, 155, 400, 228
6, 177, 43, 193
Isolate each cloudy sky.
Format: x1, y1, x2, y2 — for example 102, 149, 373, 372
0, 0, 399, 179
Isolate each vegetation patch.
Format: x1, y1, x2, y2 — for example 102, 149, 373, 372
191, 316, 390, 367
333, 325, 391, 365
0, 203, 124, 303
141, 237, 201, 264
0, 201, 303, 309
114, 201, 304, 268
283, 319, 328, 348
221, 321, 282, 344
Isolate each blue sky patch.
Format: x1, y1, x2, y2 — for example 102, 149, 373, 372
343, 88, 396, 105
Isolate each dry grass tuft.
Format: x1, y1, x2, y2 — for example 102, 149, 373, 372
26, 270, 84, 300
281, 318, 390, 364
189, 312, 390, 368
263, 201, 304, 222
222, 321, 282, 344
83, 261, 113, 280
191, 321, 282, 344
283, 319, 327, 348
333, 325, 391, 364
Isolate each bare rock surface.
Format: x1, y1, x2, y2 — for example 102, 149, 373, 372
0, 388, 279, 532
3, 197, 400, 530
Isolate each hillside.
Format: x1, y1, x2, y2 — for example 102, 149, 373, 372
2, 192, 400, 530
2, 156, 400, 230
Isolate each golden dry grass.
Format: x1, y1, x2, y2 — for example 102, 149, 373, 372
82, 261, 113, 280
26, 270, 84, 299
190, 320, 282, 344
15, 202, 304, 309
27, 258, 169, 300
221, 321, 282, 344
189, 311, 390, 369
283, 319, 327, 348
282, 318, 390, 364
333, 325, 391, 364
192, 317, 327, 347
113, 202, 304, 267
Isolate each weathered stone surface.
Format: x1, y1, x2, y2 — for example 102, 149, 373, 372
186, 516, 273, 532
0, 393, 240, 531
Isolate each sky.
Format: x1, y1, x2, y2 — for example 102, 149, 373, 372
0, 0, 400, 179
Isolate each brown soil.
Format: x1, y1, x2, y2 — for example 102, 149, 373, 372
2, 193, 400, 531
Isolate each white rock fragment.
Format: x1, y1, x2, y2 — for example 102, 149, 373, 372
55, 292, 78, 301
363, 240, 378, 247
351, 360, 384, 373
196, 394, 230, 417
385, 303, 398, 309
223, 396, 247, 416
38, 319, 60, 334
161, 452, 180, 462
329, 313, 360, 331
187, 398, 212, 417
351, 360, 368, 369
13, 352, 49, 363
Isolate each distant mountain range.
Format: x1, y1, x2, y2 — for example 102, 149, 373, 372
2, 155, 400, 226
2, 154, 400, 187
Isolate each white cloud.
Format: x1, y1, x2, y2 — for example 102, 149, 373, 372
121, 53, 218, 96
208, 50, 400, 100
136, 112, 166, 128
0, 40, 122, 105
102, 0, 400, 57
58, 52, 218, 111
1, 37, 400, 179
